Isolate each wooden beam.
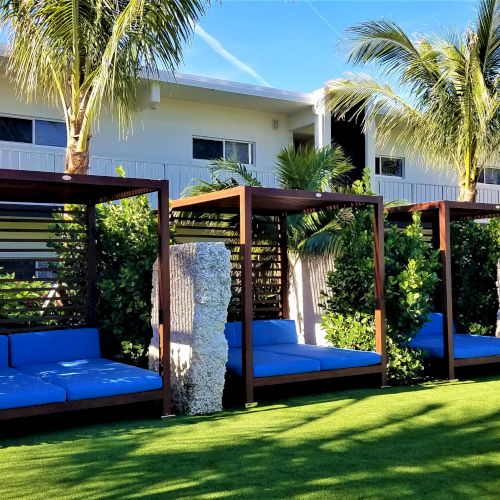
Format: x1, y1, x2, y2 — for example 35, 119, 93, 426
253, 364, 382, 387
158, 183, 172, 416
439, 202, 455, 379
279, 213, 289, 319
85, 204, 97, 327
240, 187, 254, 404
373, 200, 388, 386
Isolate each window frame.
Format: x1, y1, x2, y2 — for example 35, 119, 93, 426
0, 113, 67, 150
192, 136, 256, 166
375, 155, 405, 179
478, 166, 500, 186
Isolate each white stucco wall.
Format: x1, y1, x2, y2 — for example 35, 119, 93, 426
0, 76, 303, 196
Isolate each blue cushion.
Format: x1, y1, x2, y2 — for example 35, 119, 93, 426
256, 344, 382, 370
227, 347, 320, 378
10, 328, 101, 367
18, 358, 162, 401
419, 313, 457, 336
224, 320, 298, 348
0, 368, 66, 410
224, 322, 242, 348
0, 336, 7, 369
410, 331, 500, 359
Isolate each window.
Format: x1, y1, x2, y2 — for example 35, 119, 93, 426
193, 137, 255, 165
0, 116, 32, 143
375, 156, 404, 177
35, 120, 66, 147
0, 116, 66, 147
478, 167, 500, 185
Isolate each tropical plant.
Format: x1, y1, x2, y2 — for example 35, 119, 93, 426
325, 0, 500, 201
451, 220, 500, 335
0, 0, 207, 174
321, 211, 440, 384
275, 143, 353, 191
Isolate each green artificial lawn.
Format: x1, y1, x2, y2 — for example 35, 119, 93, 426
1, 378, 500, 499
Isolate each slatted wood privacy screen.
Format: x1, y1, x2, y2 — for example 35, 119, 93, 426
0, 203, 92, 333
172, 212, 286, 321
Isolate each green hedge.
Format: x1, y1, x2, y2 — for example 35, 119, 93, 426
321, 211, 439, 384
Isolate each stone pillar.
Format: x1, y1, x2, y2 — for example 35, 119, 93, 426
149, 242, 231, 414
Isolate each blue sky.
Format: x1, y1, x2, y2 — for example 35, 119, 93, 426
180, 0, 477, 92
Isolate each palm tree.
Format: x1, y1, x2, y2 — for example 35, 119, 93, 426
184, 143, 353, 197
0, 0, 207, 174
325, 0, 500, 202
275, 143, 353, 191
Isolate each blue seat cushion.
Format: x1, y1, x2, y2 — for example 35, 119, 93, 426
224, 320, 298, 348
0, 336, 7, 368
227, 348, 320, 378
18, 358, 162, 401
0, 368, 66, 410
410, 331, 500, 359
10, 328, 101, 367
256, 344, 382, 370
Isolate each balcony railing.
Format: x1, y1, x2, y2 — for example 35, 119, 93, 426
375, 179, 500, 204
2, 145, 499, 204
0, 146, 279, 199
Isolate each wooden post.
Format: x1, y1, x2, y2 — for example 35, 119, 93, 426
240, 187, 254, 405
85, 204, 97, 327
439, 202, 455, 379
372, 200, 388, 386
158, 183, 172, 416
279, 213, 289, 319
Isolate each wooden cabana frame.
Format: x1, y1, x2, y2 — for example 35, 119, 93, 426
172, 186, 387, 404
0, 168, 171, 419
387, 200, 500, 379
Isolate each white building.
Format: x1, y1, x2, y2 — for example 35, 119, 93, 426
0, 46, 499, 203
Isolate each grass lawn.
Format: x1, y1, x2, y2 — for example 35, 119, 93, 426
1, 377, 500, 499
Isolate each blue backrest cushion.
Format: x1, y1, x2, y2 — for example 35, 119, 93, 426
224, 320, 298, 347
0, 336, 7, 368
418, 313, 457, 336
224, 322, 242, 348
9, 328, 101, 367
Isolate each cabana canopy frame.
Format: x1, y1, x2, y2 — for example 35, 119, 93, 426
172, 186, 387, 404
388, 200, 500, 379
0, 169, 171, 419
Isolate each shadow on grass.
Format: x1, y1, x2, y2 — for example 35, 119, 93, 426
1, 378, 500, 498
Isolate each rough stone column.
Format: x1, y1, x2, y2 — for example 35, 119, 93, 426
149, 242, 231, 414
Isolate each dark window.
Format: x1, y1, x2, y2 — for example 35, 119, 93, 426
225, 141, 251, 164
0, 116, 32, 143
35, 120, 66, 147
193, 138, 223, 160
375, 156, 404, 177
479, 167, 500, 185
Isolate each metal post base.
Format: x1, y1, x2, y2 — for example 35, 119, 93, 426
245, 402, 258, 409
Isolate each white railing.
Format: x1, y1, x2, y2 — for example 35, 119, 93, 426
375, 179, 500, 204
0, 146, 279, 199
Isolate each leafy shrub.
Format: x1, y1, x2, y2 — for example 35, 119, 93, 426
321, 211, 439, 384
451, 220, 499, 335
96, 194, 160, 365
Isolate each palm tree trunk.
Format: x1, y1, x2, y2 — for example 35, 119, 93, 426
65, 114, 90, 175
458, 185, 477, 202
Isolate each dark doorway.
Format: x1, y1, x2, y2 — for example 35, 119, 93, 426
330, 108, 366, 181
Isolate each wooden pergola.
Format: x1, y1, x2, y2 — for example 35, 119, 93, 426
0, 168, 171, 417
387, 200, 500, 379
172, 186, 387, 404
